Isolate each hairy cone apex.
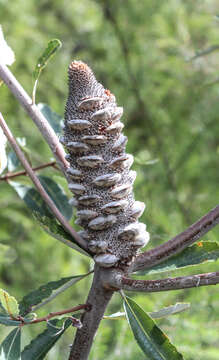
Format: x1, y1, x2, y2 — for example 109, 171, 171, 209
62, 61, 149, 268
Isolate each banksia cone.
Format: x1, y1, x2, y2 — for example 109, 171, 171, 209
61, 61, 149, 268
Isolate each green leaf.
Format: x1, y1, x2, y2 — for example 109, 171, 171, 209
7, 138, 26, 172
139, 241, 219, 275
21, 318, 71, 360
123, 296, 184, 360
104, 303, 190, 321
0, 127, 7, 174
9, 175, 73, 220
0, 315, 21, 327
19, 274, 89, 316
104, 312, 126, 320
0, 328, 21, 360
0, 289, 19, 317
37, 103, 63, 135
34, 213, 90, 256
33, 39, 62, 81
149, 303, 190, 319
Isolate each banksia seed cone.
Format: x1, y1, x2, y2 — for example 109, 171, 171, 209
61, 61, 149, 268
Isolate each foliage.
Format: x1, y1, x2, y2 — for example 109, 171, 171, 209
0, 0, 219, 359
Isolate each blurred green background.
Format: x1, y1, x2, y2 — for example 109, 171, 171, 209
0, 0, 219, 359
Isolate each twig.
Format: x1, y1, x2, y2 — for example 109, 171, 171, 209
112, 272, 219, 293
0, 161, 57, 181
131, 204, 219, 272
187, 45, 219, 61
0, 63, 68, 174
0, 112, 88, 252
15, 304, 90, 326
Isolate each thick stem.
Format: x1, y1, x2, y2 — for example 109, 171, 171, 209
0, 112, 88, 252
0, 63, 68, 173
112, 272, 219, 293
131, 204, 219, 273
69, 265, 114, 360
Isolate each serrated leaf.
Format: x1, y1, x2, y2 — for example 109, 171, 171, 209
9, 175, 73, 220
123, 296, 184, 360
0, 328, 21, 360
34, 213, 89, 256
139, 241, 219, 275
37, 103, 63, 135
0, 289, 19, 317
21, 318, 71, 360
33, 39, 62, 81
19, 274, 88, 316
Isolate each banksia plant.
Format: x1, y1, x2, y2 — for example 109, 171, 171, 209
61, 61, 149, 268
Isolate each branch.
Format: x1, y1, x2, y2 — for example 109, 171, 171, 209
112, 272, 219, 293
0, 161, 57, 181
0, 63, 68, 174
187, 45, 219, 61
0, 112, 88, 252
131, 204, 219, 273
15, 304, 89, 327
69, 265, 114, 360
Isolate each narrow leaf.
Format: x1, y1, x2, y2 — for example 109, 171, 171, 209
104, 303, 190, 321
123, 296, 184, 360
0, 289, 19, 317
21, 318, 71, 360
34, 213, 89, 256
0, 328, 21, 360
33, 39, 62, 81
19, 274, 89, 316
9, 175, 73, 220
37, 103, 63, 135
139, 241, 219, 275
149, 303, 190, 319
0, 315, 21, 326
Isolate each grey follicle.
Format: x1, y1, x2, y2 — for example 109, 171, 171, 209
62, 60, 149, 268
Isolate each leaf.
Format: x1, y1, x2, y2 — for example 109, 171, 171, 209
139, 241, 219, 275
104, 312, 126, 320
21, 318, 71, 360
149, 303, 190, 319
0, 127, 7, 174
0, 328, 21, 360
7, 138, 26, 172
37, 103, 63, 135
104, 303, 190, 321
34, 213, 89, 256
19, 274, 89, 316
123, 296, 184, 360
0, 289, 19, 317
33, 39, 62, 81
10, 175, 73, 220
0, 315, 21, 327
0, 25, 15, 66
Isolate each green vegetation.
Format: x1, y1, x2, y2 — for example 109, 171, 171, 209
0, 1, 218, 359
